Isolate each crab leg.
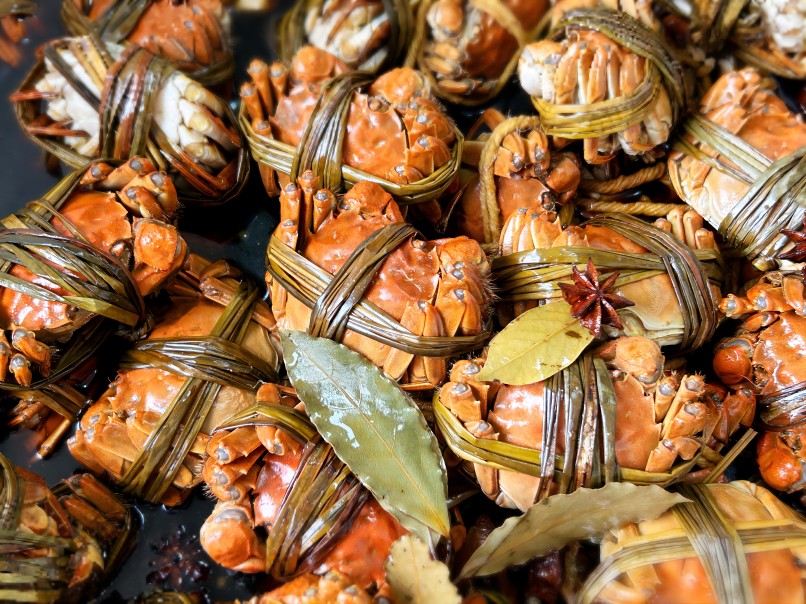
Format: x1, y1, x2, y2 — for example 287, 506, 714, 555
172, 72, 226, 117
9, 354, 32, 386
64, 474, 127, 523
240, 82, 264, 123
247, 59, 274, 116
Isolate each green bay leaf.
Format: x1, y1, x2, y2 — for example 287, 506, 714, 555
280, 330, 450, 537
476, 300, 594, 385
385, 535, 462, 604
459, 483, 689, 578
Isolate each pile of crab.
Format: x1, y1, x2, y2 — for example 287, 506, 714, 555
3, 0, 806, 602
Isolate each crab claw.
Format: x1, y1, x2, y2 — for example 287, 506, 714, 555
131, 218, 187, 296
11, 326, 52, 377
10, 353, 32, 386
200, 501, 266, 573
713, 336, 756, 387
758, 432, 805, 492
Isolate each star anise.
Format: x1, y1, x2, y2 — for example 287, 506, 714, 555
777, 217, 806, 262
558, 258, 634, 337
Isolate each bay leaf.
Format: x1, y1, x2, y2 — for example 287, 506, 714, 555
385, 535, 462, 604
476, 300, 593, 385
459, 483, 689, 578
280, 330, 450, 537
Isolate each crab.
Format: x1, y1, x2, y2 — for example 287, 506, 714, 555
495, 205, 722, 346
689, 0, 806, 78
590, 481, 806, 604
240, 46, 457, 208
66, 0, 230, 76
199, 386, 406, 594
243, 571, 374, 604
518, 0, 675, 164
419, 0, 549, 101
668, 68, 806, 270
713, 269, 806, 494
267, 173, 491, 390
450, 108, 581, 244
0, 1, 35, 67
11, 36, 243, 201
67, 256, 282, 506
439, 337, 754, 511
296, 0, 394, 71
0, 156, 185, 389
1, 457, 133, 602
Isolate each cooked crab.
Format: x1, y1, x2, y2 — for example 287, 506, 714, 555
494, 206, 722, 347
518, 0, 678, 164
439, 337, 754, 510
0, 156, 185, 388
0, 456, 133, 603
243, 571, 373, 604
293, 0, 395, 71
11, 36, 243, 201
65, 0, 230, 76
240, 45, 458, 203
67, 256, 281, 506
267, 174, 491, 389
714, 269, 806, 494
450, 108, 580, 245
418, 0, 549, 102
587, 481, 806, 604
668, 68, 806, 270
200, 387, 406, 594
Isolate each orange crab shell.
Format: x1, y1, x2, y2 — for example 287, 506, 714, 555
422, 0, 549, 100
201, 433, 406, 590
271, 179, 490, 389
441, 337, 753, 510
245, 46, 458, 194
245, 571, 373, 603
668, 69, 806, 241
73, 0, 229, 72
68, 292, 278, 506
713, 276, 806, 493
594, 481, 806, 604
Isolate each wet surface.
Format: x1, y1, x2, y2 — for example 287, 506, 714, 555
0, 5, 284, 602
4, 4, 799, 603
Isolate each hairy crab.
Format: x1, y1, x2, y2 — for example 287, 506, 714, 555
436, 337, 754, 511
449, 108, 580, 246
200, 393, 405, 594
68, 255, 282, 505
267, 174, 491, 390
0, 454, 136, 602
714, 269, 806, 494
240, 46, 460, 210
279, 0, 411, 72
62, 0, 232, 85
518, 0, 685, 164
686, 0, 806, 80
581, 481, 806, 603
0, 0, 35, 67
668, 68, 806, 270
492, 208, 723, 350
410, 0, 549, 104
243, 571, 374, 604
11, 36, 246, 205
1, 157, 186, 455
